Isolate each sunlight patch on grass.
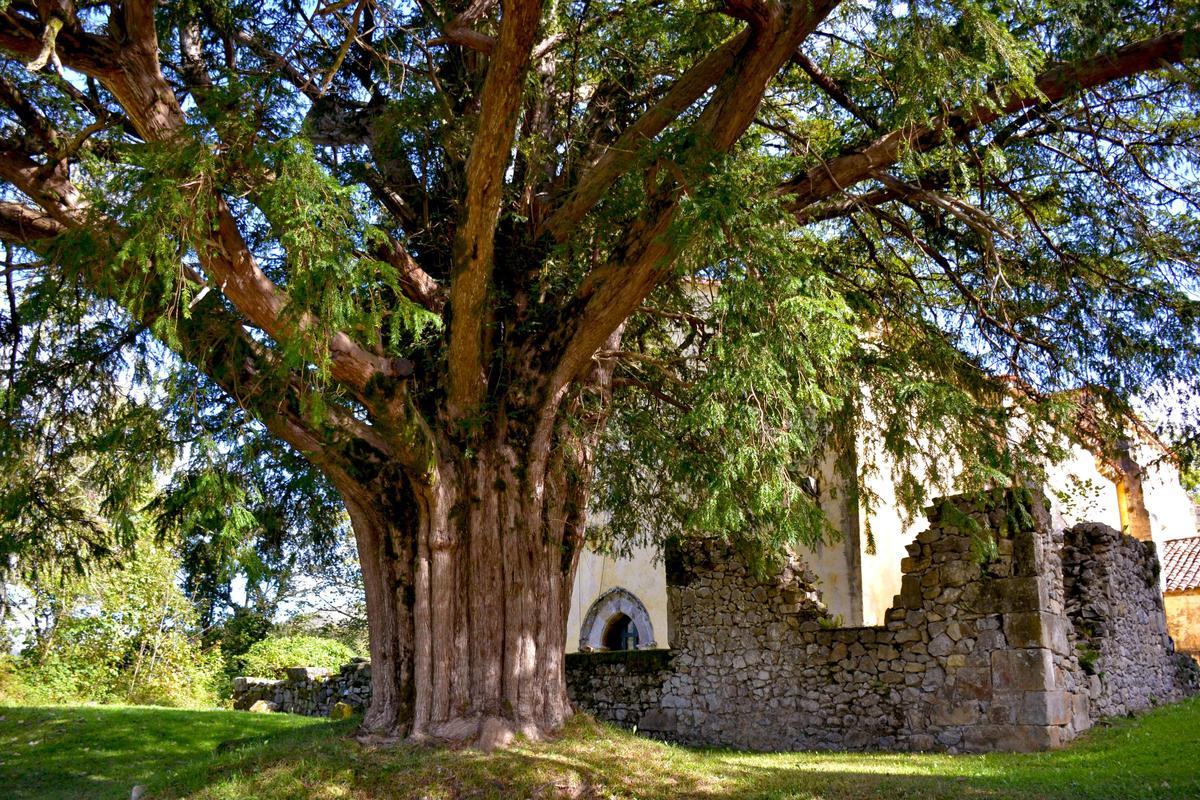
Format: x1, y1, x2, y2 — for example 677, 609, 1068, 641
3, 698, 1200, 799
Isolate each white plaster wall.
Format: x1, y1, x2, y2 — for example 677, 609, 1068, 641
793, 447, 861, 625
1044, 442, 1122, 531
567, 419, 1193, 644
859, 497, 923, 626
851, 411, 952, 627
565, 540, 669, 653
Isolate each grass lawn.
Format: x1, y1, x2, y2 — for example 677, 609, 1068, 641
3, 698, 1200, 800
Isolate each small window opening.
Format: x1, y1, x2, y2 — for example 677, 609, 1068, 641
602, 613, 639, 650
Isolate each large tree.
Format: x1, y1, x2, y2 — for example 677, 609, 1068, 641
0, 0, 1198, 746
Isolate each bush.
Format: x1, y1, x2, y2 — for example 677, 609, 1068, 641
2, 535, 224, 708
236, 635, 357, 679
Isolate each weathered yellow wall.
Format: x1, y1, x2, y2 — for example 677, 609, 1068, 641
1165, 590, 1200, 657
565, 539, 669, 653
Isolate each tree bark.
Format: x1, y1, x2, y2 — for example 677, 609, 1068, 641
338, 429, 590, 748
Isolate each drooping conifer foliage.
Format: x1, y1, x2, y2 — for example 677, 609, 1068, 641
0, 0, 1198, 745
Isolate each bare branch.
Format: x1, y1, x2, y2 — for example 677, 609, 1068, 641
791, 48, 877, 129
446, 0, 542, 418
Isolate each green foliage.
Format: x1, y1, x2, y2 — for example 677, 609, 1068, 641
235, 634, 357, 679
2, 534, 222, 708
2, 0, 1200, 601
273, 609, 368, 656
1077, 644, 1102, 675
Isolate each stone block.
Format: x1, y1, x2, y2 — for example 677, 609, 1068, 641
986, 692, 1020, 724
899, 574, 924, 609
991, 649, 1054, 691
1071, 693, 1091, 733
951, 667, 992, 700
962, 724, 1065, 752
931, 700, 980, 726
286, 666, 334, 681
941, 560, 978, 587
1019, 691, 1072, 726
928, 634, 954, 657
976, 577, 1046, 613
639, 709, 677, 732
1003, 612, 1070, 654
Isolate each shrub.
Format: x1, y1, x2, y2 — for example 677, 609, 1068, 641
3, 535, 223, 708
236, 635, 357, 679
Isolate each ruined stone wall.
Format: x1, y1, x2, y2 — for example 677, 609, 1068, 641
564, 649, 674, 733
1063, 522, 1199, 716
232, 660, 371, 715
641, 490, 1091, 752
568, 489, 1197, 752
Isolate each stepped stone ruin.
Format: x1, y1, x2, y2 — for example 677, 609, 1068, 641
232, 488, 1200, 752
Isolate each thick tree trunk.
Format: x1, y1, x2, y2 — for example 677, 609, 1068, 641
339, 433, 590, 748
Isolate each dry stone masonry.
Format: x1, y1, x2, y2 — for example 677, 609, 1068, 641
233, 488, 1198, 751
232, 659, 371, 715
1062, 522, 1200, 717
567, 488, 1198, 752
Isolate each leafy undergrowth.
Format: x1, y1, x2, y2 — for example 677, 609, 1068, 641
4, 698, 1200, 800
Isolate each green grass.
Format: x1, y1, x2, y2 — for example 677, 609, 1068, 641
4, 698, 1200, 799
0, 704, 328, 800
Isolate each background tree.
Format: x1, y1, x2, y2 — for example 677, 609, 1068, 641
0, 0, 1198, 746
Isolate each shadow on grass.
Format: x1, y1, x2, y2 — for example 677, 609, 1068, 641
152, 702, 1200, 800
6, 699, 1200, 800
0, 704, 336, 800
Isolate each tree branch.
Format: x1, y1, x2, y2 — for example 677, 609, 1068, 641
791, 49, 877, 129
779, 28, 1200, 214
0, 7, 401, 395
532, 0, 842, 457
445, 0, 542, 419
541, 30, 751, 242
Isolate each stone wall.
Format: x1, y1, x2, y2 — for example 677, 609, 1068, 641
1063, 523, 1199, 716
232, 659, 371, 715
564, 649, 674, 733
569, 488, 1198, 752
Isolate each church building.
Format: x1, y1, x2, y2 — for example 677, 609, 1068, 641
567, 417, 1198, 654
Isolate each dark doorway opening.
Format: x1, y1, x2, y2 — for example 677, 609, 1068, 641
602, 613, 638, 650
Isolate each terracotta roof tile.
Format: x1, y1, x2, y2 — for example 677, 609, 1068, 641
1163, 537, 1200, 593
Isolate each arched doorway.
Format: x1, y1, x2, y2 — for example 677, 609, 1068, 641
579, 588, 655, 651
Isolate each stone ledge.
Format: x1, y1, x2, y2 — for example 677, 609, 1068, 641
566, 648, 674, 669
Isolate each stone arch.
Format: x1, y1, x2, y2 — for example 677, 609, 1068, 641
579, 587, 656, 651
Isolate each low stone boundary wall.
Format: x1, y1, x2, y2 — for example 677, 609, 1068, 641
569, 488, 1197, 752
232, 659, 371, 715
565, 649, 674, 733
